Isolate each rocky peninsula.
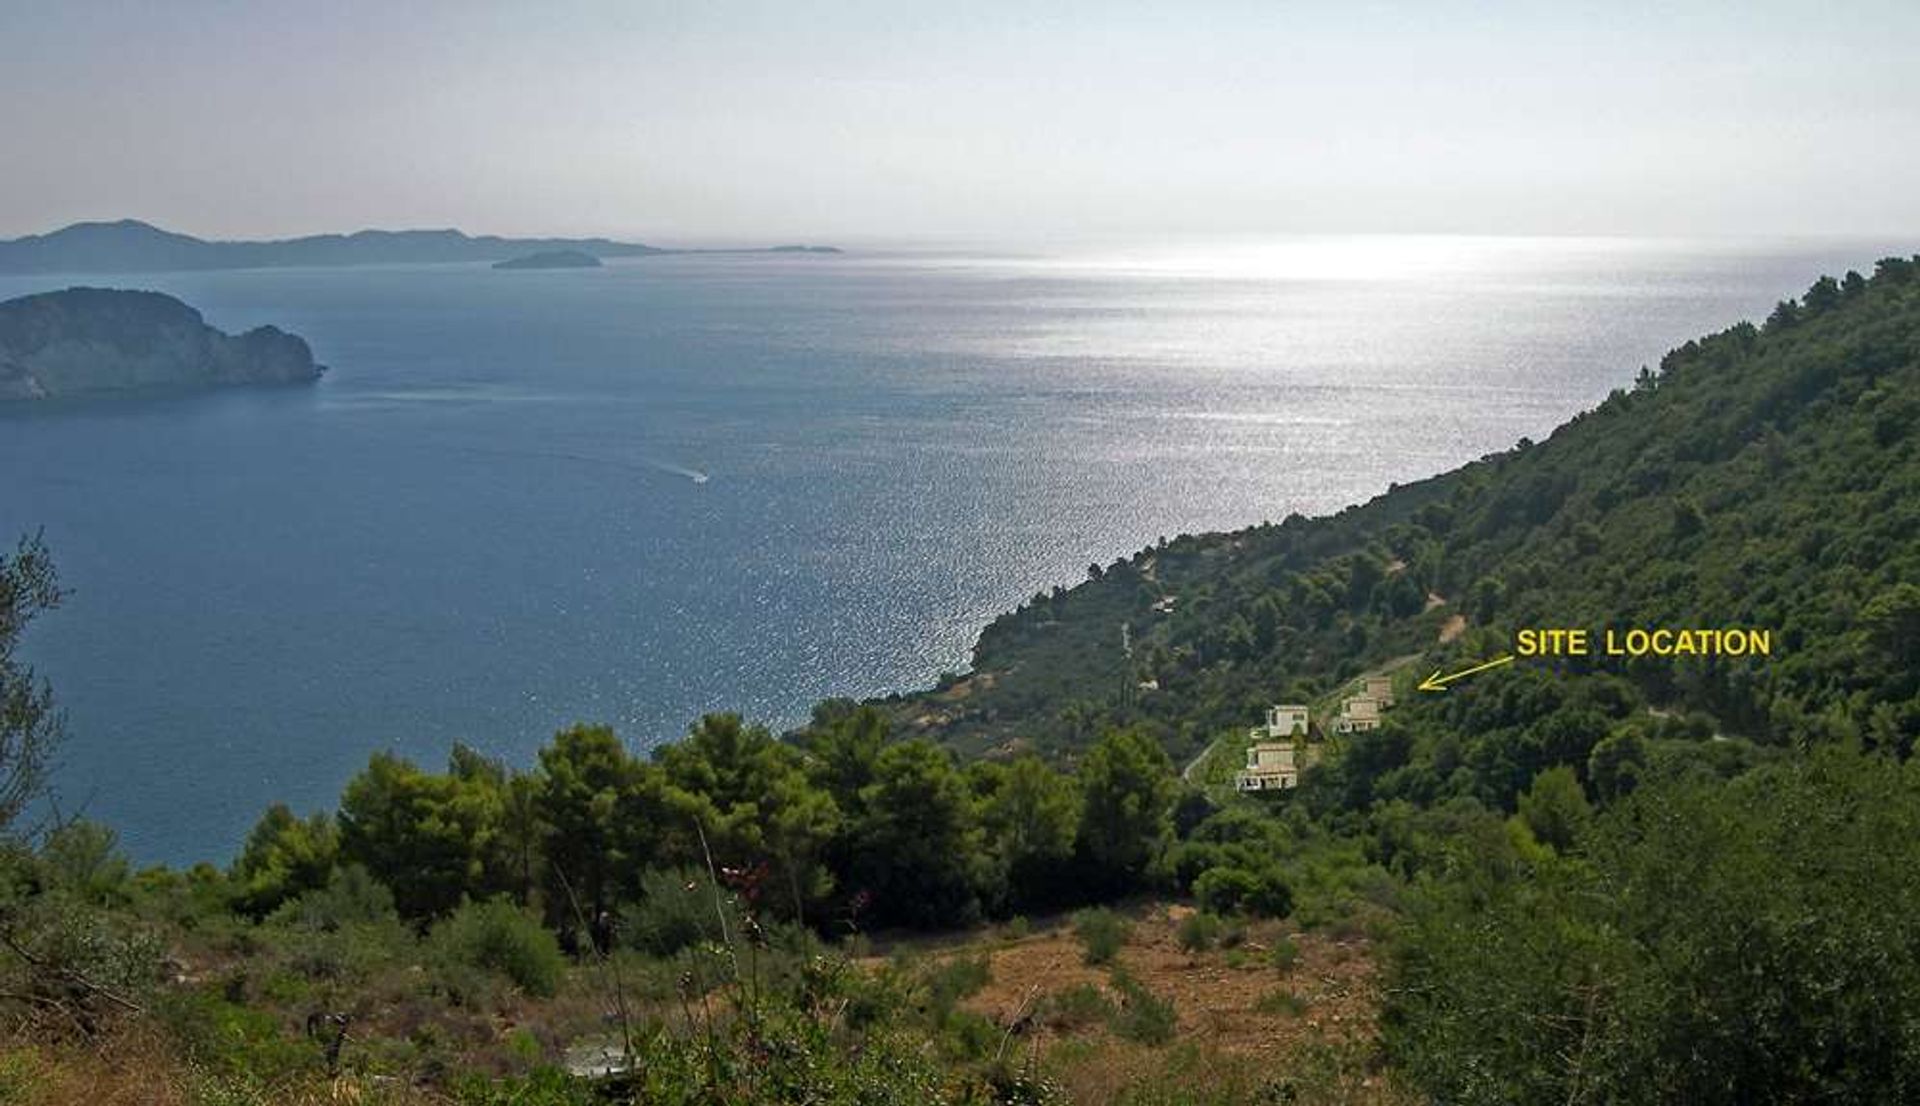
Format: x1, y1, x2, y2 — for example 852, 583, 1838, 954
0, 287, 322, 401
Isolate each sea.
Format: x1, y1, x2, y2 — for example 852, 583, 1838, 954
0, 235, 1897, 864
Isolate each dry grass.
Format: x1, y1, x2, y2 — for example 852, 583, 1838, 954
957, 904, 1380, 1054
1, 1027, 190, 1106
0, 1031, 450, 1106
4, 902, 1408, 1105
904, 903, 1414, 1104
1042, 1038, 1405, 1106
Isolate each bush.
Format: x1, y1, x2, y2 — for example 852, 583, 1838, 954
924, 954, 992, 1023
451, 1066, 601, 1105
153, 988, 319, 1083
268, 864, 397, 931
1385, 752, 1920, 1105
1268, 933, 1301, 973
1254, 988, 1309, 1017
624, 866, 736, 957
1193, 865, 1293, 918
1040, 982, 1114, 1030
428, 898, 564, 998
1176, 911, 1223, 953
941, 1009, 1003, 1061
838, 957, 912, 1031
274, 913, 413, 986
1108, 968, 1177, 1045
39, 821, 132, 905
1072, 907, 1130, 965
1, 890, 166, 1012
1218, 917, 1247, 948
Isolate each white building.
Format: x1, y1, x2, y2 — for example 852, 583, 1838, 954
1335, 695, 1383, 734
1262, 704, 1310, 739
1235, 740, 1303, 791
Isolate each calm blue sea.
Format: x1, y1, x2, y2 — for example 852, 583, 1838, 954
0, 236, 1896, 863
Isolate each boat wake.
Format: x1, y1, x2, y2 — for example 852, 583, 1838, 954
447, 444, 710, 485
647, 461, 710, 484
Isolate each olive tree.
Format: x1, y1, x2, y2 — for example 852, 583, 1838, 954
0, 534, 63, 833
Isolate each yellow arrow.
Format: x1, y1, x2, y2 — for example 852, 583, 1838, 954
1417, 654, 1515, 692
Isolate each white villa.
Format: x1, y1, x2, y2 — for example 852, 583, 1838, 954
1261, 703, 1310, 739
1335, 695, 1383, 734
1236, 703, 1316, 792
1330, 675, 1396, 735
1234, 681, 1395, 791
1236, 740, 1304, 791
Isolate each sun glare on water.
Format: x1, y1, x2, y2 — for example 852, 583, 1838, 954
1024, 235, 1586, 283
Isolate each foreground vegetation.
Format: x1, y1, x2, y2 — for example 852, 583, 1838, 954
3, 258, 1920, 1102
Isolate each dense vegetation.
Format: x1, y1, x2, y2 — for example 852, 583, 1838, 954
3, 258, 1920, 1102
235, 711, 1184, 936
1388, 749, 1920, 1104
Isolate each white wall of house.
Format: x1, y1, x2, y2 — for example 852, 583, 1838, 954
1265, 704, 1309, 737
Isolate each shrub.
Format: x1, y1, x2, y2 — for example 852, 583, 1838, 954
450, 1066, 610, 1105
428, 898, 564, 998
39, 821, 132, 905
1040, 982, 1114, 1030
1176, 911, 1222, 953
1108, 968, 1177, 1045
154, 988, 319, 1083
838, 957, 912, 1031
1385, 752, 1920, 1105
1255, 988, 1309, 1017
941, 1009, 1003, 1060
1193, 865, 1293, 918
624, 866, 735, 957
272, 911, 413, 986
1072, 907, 1130, 965
268, 864, 397, 931
2, 893, 167, 1011
925, 954, 993, 1023
1268, 933, 1301, 973
1218, 917, 1247, 948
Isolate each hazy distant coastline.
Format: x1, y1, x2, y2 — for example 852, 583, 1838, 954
0, 219, 838, 274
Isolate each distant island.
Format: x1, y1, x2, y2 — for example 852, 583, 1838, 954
0, 220, 840, 274
492, 249, 603, 271
0, 287, 321, 401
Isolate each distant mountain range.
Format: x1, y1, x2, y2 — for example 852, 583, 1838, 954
0, 220, 840, 274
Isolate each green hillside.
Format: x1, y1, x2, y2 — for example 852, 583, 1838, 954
889, 257, 1920, 787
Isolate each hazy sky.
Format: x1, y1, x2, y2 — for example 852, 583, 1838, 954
5, 1, 1918, 245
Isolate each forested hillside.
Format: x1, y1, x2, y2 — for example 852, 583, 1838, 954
895, 256, 1920, 781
